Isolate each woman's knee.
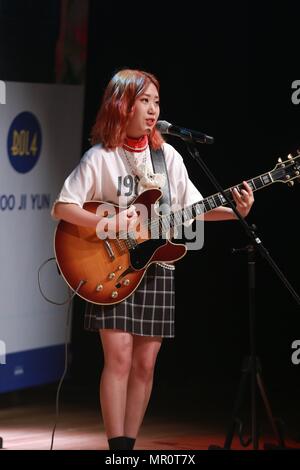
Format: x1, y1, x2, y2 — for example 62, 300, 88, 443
131, 340, 162, 382
100, 330, 133, 376
131, 358, 156, 382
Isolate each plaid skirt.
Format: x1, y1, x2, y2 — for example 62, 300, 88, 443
84, 263, 175, 338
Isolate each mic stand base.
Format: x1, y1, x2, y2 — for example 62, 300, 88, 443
208, 356, 285, 450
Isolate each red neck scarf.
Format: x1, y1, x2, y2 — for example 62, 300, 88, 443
123, 135, 148, 153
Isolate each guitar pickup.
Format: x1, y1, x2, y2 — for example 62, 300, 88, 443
104, 240, 115, 260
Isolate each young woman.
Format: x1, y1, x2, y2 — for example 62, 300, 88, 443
52, 69, 254, 450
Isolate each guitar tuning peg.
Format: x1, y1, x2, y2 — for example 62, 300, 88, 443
287, 180, 294, 187
287, 154, 293, 160
278, 157, 282, 163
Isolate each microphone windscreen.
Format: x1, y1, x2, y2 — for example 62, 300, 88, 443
156, 120, 171, 134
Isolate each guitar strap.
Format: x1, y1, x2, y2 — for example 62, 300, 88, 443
150, 147, 172, 214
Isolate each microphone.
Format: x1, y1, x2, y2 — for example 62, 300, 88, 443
156, 120, 214, 144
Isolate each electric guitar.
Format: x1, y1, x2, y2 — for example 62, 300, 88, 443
54, 153, 300, 305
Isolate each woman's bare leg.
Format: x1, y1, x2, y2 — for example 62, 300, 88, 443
99, 329, 133, 438
124, 335, 162, 438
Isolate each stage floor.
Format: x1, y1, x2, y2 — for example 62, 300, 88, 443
0, 393, 299, 451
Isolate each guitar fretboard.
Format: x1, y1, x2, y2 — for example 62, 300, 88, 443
153, 170, 277, 235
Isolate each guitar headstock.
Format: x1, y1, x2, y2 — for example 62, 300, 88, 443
272, 151, 300, 186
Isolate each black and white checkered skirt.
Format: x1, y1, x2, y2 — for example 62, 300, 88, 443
84, 264, 175, 338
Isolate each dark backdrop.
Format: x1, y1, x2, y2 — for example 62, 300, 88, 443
1, 0, 299, 431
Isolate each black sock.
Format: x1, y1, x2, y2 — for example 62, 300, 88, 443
124, 436, 136, 450
108, 436, 128, 450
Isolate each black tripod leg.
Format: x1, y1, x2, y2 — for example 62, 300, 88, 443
222, 357, 251, 449
256, 370, 285, 448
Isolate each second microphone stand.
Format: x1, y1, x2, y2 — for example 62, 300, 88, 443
220, 239, 285, 449
184, 142, 300, 449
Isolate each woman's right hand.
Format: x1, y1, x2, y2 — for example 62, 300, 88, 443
96, 205, 138, 239
113, 205, 138, 234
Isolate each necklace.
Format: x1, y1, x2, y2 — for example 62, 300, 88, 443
122, 148, 166, 193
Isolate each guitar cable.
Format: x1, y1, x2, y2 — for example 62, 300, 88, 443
38, 257, 86, 450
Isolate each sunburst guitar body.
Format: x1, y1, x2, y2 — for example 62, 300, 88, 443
54, 189, 186, 305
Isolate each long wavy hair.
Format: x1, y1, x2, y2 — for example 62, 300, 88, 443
90, 69, 165, 150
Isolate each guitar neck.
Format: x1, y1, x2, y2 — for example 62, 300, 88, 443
160, 169, 277, 232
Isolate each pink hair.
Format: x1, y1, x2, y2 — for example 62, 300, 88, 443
90, 69, 165, 150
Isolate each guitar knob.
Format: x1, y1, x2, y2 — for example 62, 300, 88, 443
118, 265, 122, 270
123, 279, 130, 286
287, 181, 294, 187
111, 291, 118, 298
96, 284, 103, 291
278, 157, 282, 163
288, 154, 293, 160
108, 272, 115, 280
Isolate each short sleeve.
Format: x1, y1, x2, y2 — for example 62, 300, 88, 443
51, 160, 96, 219
176, 156, 203, 209
162, 143, 203, 226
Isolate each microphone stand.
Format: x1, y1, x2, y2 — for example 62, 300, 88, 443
184, 142, 300, 450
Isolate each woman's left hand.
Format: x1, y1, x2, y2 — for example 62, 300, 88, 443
232, 181, 254, 218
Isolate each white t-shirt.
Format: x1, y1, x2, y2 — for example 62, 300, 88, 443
52, 142, 202, 217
